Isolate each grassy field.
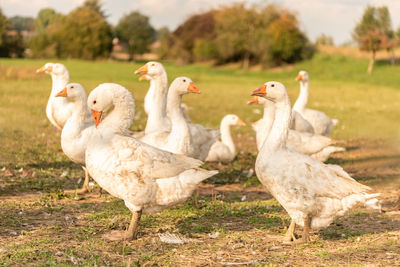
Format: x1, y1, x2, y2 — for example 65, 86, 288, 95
0, 52, 400, 266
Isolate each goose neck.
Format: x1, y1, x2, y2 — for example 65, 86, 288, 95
261, 97, 291, 152
220, 120, 235, 155
145, 73, 168, 134
152, 72, 168, 113
99, 92, 134, 134
62, 97, 87, 138
167, 91, 191, 151
262, 100, 276, 121
168, 92, 188, 131
293, 80, 309, 112
260, 100, 276, 140
50, 73, 69, 96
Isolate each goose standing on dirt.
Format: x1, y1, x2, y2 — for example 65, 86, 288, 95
55, 83, 134, 194
248, 96, 345, 162
85, 84, 218, 241
141, 77, 218, 160
205, 114, 246, 163
54, 83, 100, 193
134, 62, 170, 134
251, 81, 380, 243
293, 71, 338, 136
36, 63, 91, 130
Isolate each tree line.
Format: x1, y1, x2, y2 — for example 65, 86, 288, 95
159, 4, 314, 68
0, 1, 399, 71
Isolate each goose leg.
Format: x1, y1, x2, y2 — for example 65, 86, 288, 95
295, 215, 311, 243
75, 167, 90, 194
126, 210, 142, 240
284, 220, 296, 242
104, 210, 142, 241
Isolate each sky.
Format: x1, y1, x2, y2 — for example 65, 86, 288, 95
1, 0, 400, 44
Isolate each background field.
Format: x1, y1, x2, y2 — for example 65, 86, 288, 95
1, 52, 400, 265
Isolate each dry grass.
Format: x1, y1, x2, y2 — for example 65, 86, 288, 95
318, 45, 400, 61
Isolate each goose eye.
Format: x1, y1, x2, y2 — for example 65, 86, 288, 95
271, 84, 275, 87
93, 100, 97, 104
183, 79, 186, 82
70, 86, 74, 89
151, 63, 155, 66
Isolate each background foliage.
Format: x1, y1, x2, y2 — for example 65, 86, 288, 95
0, 2, 399, 71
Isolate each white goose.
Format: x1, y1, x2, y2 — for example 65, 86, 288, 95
252, 81, 380, 243
141, 77, 218, 160
138, 73, 191, 122
249, 96, 345, 162
134, 62, 170, 134
85, 84, 217, 240
293, 70, 338, 136
205, 114, 245, 163
36, 63, 91, 130
291, 111, 314, 133
55, 83, 134, 193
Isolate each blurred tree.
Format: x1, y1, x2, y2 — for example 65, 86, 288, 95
0, 8, 9, 56
214, 4, 262, 68
29, 8, 63, 58
34, 8, 61, 34
171, 10, 216, 63
156, 27, 171, 59
353, 6, 394, 74
315, 34, 334, 46
214, 4, 311, 68
56, 6, 112, 59
81, 0, 107, 18
9, 16, 34, 31
157, 3, 312, 68
266, 12, 312, 65
0, 8, 8, 46
193, 38, 217, 62
7, 16, 34, 57
115, 11, 155, 60
6, 31, 25, 57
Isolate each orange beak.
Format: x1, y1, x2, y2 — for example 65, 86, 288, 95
36, 65, 52, 73
55, 87, 68, 97
236, 118, 246, 126
187, 82, 200, 94
295, 74, 303, 81
251, 85, 266, 97
134, 64, 148, 75
247, 96, 259, 105
91, 109, 103, 127
139, 75, 148, 81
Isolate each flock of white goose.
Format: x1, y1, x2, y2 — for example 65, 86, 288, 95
35, 61, 381, 243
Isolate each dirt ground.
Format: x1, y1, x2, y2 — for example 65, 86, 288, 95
0, 138, 400, 266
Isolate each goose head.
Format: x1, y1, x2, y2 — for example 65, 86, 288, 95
295, 70, 309, 82
37, 63, 68, 77
170, 77, 200, 95
251, 81, 287, 103
88, 83, 135, 127
55, 83, 86, 101
134, 61, 165, 78
222, 114, 246, 126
